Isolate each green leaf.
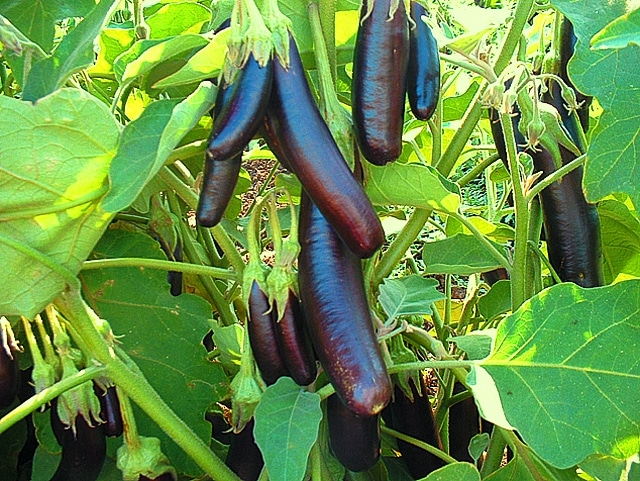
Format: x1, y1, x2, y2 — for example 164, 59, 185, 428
590, 7, 640, 50
474, 280, 640, 468
146, 3, 212, 39
365, 163, 461, 213
598, 199, 640, 284
0, 0, 95, 51
88, 27, 136, 76
378, 276, 444, 321
477, 280, 511, 321
153, 30, 230, 89
115, 34, 209, 85
0, 89, 120, 318
80, 229, 228, 477
421, 462, 481, 480
253, 377, 322, 481
443, 78, 481, 123
21, 0, 119, 101
550, 0, 640, 207
449, 330, 496, 361
103, 81, 216, 213
422, 234, 505, 275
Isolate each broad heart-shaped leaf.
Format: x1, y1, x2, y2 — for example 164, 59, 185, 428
253, 377, 322, 481
79, 229, 228, 477
103, 81, 216, 213
0, 0, 95, 51
422, 234, 506, 275
599, 199, 640, 284
549, 0, 640, 208
365, 162, 461, 213
421, 462, 480, 481
473, 280, 640, 469
21, 0, 118, 101
378, 275, 444, 321
0, 89, 120, 318
590, 7, 640, 50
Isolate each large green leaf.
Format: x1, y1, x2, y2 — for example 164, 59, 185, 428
598, 199, 640, 284
378, 275, 444, 321
473, 280, 640, 469
103, 81, 216, 213
253, 377, 322, 481
590, 7, 640, 50
550, 0, 640, 207
146, 3, 211, 39
365, 163, 461, 213
79, 229, 228, 477
0, 89, 120, 318
422, 234, 506, 275
0, 0, 95, 51
21, 0, 119, 101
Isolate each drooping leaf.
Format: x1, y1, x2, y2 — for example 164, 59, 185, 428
80, 229, 228, 477
366, 163, 461, 213
103, 81, 216, 213
378, 275, 444, 321
590, 7, 640, 50
422, 234, 506, 275
473, 280, 640, 469
21, 0, 119, 101
253, 377, 322, 481
0, 89, 120, 318
550, 0, 640, 208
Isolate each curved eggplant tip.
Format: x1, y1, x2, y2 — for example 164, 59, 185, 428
196, 202, 222, 228
345, 378, 392, 417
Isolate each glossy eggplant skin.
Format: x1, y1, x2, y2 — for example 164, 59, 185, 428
94, 384, 123, 438
385, 378, 445, 479
49, 407, 107, 481
0, 327, 19, 409
352, 0, 409, 165
266, 33, 384, 259
448, 382, 479, 463
225, 419, 264, 481
274, 290, 317, 386
247, 281, 290, 385
327, 394, 381, 473
196, 155, 242, 227
530, 145, 603, 287
298, 194, 392, 416
407, 2, 440, 121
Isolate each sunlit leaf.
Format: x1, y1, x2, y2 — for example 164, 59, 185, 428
379, 275, 444, 321
422, 234, 506, 275
590, 7, 640, 50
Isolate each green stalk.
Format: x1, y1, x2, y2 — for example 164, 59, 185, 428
317, 0, 337, 83
457, 153, 501, 187
525, 153, 586, 202
82, 258, 237, 281
452, 211, 512, 271
0, 365, 106, 434
479, 426, 508, 477
54, 289, 242, 481
158, 167, 245, 277
381, 426, 457, 464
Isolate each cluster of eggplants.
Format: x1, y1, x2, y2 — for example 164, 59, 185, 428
247, 281, 317, 386
49, 401, 107, 481
488, 18, 602, 287
382, 377, 446, 478
0, 324, 20, 409
352, 0, 440, 165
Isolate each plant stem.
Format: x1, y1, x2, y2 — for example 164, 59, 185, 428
457, 153, 501, 187
317, 0, 337, 83
480, 426, 508, 477
0, 365, 106, 434
82, 258, 237, 281
381, 426, 457, 464
525, 153, 585, 201
452, 211, 512, 271
54, 289, 242, 481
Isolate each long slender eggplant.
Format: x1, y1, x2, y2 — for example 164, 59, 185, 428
93, 384, 123, 438
352, 0, 409, 165
327, 394, 381, 473
0, 322, 19, 409
385, 377, 446, 479
298, 193, 391, 416
247, 281, 290, 385
407, 2, 440, 121
448, 382, 479, 463
265, 33, 385, 259
49, 406, 107, 481
274, 290, 317, 386
197, 54, 273, 227
225, 419, 264, 481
